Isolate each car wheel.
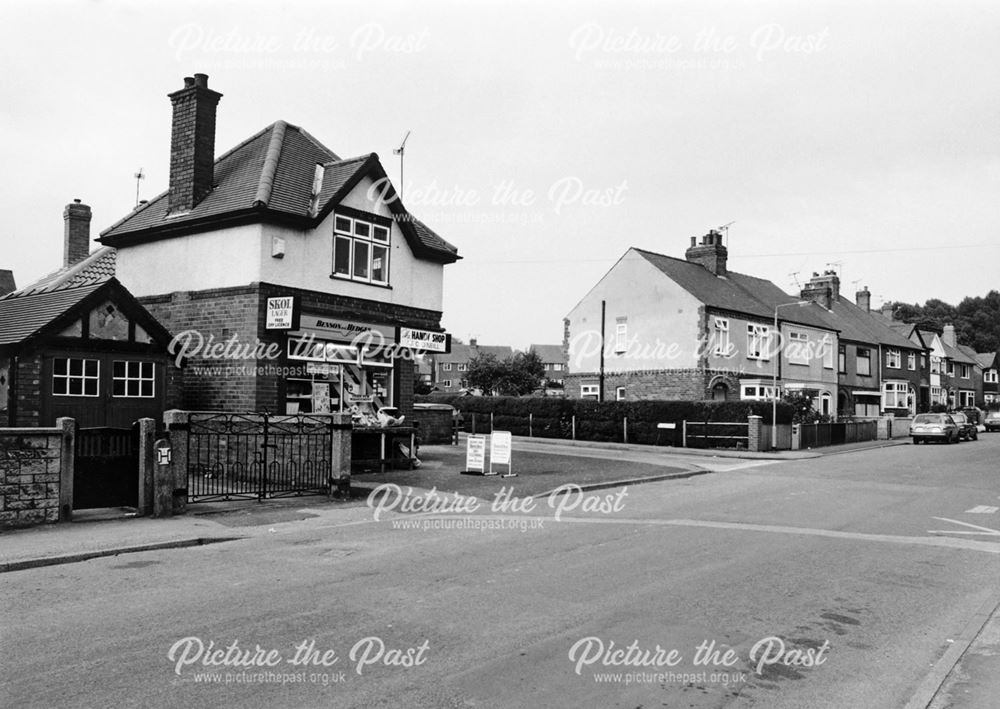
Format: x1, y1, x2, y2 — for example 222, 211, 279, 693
972, 432, 978, 440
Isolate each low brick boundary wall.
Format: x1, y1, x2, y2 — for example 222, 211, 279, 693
410, 404, 456, 445
0, 419, 74, 529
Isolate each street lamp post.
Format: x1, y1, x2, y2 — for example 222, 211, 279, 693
772, 301, 812, 449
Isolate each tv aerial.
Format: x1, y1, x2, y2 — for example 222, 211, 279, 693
393, 131, 411, 200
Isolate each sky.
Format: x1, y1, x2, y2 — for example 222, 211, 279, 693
1, 1, 998, 350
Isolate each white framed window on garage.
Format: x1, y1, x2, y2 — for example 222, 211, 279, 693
52, 357, 100, 397
581, 383, 600, 400
113, 360, 156, 398
332, 214, 390, 285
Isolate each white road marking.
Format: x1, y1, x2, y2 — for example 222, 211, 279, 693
965, 505, 999, 514
929, 517, 1000, 536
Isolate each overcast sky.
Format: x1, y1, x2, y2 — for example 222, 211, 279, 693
2, 1, 998, 349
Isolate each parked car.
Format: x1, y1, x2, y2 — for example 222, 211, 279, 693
985, 410, 1000, 432
960, 407, 983, 426
910, 413, 960, 444
950, 412, 978, 441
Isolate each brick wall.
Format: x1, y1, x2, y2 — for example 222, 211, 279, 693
141, 286, 265, 411
564, 368, 725, 401
408, 404, 455, 444
0, 424, 70, 528
143, 282, 444, 414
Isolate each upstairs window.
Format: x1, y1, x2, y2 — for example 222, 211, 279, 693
907, 353, 916, 371
985, 369, 998, 384
713, 317, 730, 356
886, 349, 900, 368
960, 364, 971, 379
856, 347, 872, 376
333, 214, 390, 285
747, 324, 771, 360
788, 331, 810, 365
614, 320, 628, 354
838, 345, 846, 373
946, 361, 954, 376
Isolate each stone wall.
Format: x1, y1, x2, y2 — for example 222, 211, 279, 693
0, 419, 73, 529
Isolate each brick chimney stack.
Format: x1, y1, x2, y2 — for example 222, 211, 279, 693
942, 324, 957, 347
167, 73, 222, 214
0, 270, 15, 296
63, 198, 92, 267
880, 302, 894, 319
800, 270, 840, 310
856, 286, 871, 312
684, 230, 728, 276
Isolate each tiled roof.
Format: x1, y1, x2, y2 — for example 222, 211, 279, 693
634, 249, 836, 331
948, 343, 979, 366
529, 344, 565, 363
975, 352, 997, 368
0, 283, 104, 345
835, 300, 924, 350
100, 121, 458, 262
3, 247, 116, 299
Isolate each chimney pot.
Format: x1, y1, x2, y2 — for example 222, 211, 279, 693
193, 73, 208, 87
684, 231, 728, 276
183, 76, 196, 88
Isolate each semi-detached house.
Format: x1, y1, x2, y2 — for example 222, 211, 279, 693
564, 231, 840, 414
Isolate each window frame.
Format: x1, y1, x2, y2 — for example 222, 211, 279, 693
747, 324, 771, 361
856, 347, 872, 376
713, 317, 730, 356
614, 322, 628, 354
112, 360, 156, 399
52, 357, 100, 397
907, 353, 916, 371
787, 330, 809, 365
886, 349, 901, 369
331, 213, 391, 286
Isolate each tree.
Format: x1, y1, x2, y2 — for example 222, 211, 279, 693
464, 351, 546, 396
782, 391, 827, 424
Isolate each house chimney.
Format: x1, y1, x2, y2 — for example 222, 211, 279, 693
856, 286, 871, 312
0, 269, 15, 296
469, 338, 478, 347
800, 270, 839, 309
942, 323, 957, 347
684, 230, 728, 276
167, 73, 222, 214
63, 198, 92, 266
880, 302, 894, 319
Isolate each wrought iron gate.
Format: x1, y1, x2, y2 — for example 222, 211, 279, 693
186, 412, 336, 503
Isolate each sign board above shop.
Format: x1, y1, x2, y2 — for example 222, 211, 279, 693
265, 296, 300, 330
395, 327, 451, 353
296, 315, 395, 344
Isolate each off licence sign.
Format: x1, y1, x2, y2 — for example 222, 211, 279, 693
266, 296, 298, 330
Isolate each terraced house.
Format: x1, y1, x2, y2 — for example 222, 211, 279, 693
564, 231, 840, 412
98, 74, 459, 417
798, 272, 926, 417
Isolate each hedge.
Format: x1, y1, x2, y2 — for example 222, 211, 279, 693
414, 394, 795, 446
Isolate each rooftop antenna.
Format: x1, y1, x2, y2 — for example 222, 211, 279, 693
717, 221, 735, 245
133, 168, 145, 207
789, 271, 801, 288
393, 131, 410, 200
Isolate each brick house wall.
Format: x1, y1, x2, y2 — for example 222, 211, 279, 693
565, 368, 733, 401
141, 282, 441, 415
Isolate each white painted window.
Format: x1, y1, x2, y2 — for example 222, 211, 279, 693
713, 317, 730, 355
886, 349, 901, 368
457, 363, 468, 372
614, 322, 628, 354
552, 363, 564, 371
959, 390, 976, 407
960, 364, 971, 379
822, 335, 834, 369
747, 324, 770, 360
112, 360, 155, 398
581, 384, 600, 400
332, 214, 390, 285
985, 369, 998, 384
882, 381, 908, 409
440, 380, 451, 388
741, 384, 779, 401
931, 357, 941, 374
946, 361, 954, 376
788, 331, 809, 365
907, 353, 916, 371
52, 357, 100, 397
615, 386, 626, 401
442, 363, 452, 371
